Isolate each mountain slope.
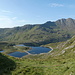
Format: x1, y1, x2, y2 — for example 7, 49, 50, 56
1, 35, 75, 75
0, 18, 75, 45
44, 35, 75, 57
12, 35, 75, 75
0, 53, 16, 75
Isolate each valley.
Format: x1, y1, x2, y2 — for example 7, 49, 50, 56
1, 18, 75, 75
1, 35, 75, 75
1, 0, 75, 75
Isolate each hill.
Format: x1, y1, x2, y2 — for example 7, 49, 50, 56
0, 18, 75, 45
0, 36, 75, 75
0, 53, 16, 75
1, 35, 75, 75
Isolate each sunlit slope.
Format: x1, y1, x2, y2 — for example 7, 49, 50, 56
1, 35, 75, 75
0, 18, 75, 44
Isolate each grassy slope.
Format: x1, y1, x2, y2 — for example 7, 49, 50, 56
0, 19, 74, 45
1, 36, 75, 75
0, 53, 16, 75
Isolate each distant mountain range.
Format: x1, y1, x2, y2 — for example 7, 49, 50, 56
0, 18, 75, 45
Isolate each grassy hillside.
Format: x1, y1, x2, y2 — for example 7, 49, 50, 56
0, 18, 75, 45
1, 36, 75, 75
0, 53, 16, 75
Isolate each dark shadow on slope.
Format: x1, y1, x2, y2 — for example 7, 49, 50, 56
23, 36, 71, 46
0, 53, 16, 75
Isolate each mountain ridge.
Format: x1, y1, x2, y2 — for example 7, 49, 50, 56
0, 18, 75, 45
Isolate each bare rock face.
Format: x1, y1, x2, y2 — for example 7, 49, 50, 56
55, 18, 75, 29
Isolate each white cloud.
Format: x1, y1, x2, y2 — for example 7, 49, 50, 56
12, 17, 17, 20
1, 10, 13, 13
49, 3, 64, 7
49, 3, 75, 8
0, 16, 27, 28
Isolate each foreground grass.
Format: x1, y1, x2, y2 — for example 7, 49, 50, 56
7, 52, 75, 75
1, 39, 75, 75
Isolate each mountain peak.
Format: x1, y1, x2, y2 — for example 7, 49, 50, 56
55, 18, 75, 27
67, 18, 73, 20
56, 18, 74, 22
45, 21, 52, 23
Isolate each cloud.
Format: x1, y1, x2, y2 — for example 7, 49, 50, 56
12, 17, 17, 20
0, 16, 27, 28
49, 3, 64, 7
1, 10, 13, 13
49, 3, 75, 8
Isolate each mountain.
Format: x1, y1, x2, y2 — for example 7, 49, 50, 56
0, 18, 75, 45
56, 18, 75, 30
1, 18, 75, 74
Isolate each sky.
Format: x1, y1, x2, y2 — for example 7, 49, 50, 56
0, 0, 75, 28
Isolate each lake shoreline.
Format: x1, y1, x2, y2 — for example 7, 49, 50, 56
0, 44, 52, 58
40, 45, 53, 53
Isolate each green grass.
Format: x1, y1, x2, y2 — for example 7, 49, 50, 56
1, 36, 75, 75
0, 53, 16, 75
6, 52, 75, 75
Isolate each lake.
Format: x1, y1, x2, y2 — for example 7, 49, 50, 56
28, 47, 51, 54
0, 44, 51, 58
8, 52, 28, 58
0, 50, 4, 52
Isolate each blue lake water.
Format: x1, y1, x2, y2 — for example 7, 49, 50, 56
28, 47, 51, 54
0, 51, 4, 52
0, 44, 51, 58
16, 44, 26, 46
8, 52, 28, 58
